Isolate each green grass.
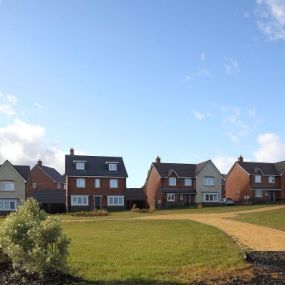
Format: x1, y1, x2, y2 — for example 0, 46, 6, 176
64, 219, 247, 284
234, 207, 285, 231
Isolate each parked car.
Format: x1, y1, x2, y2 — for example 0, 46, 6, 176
221, 198, 235, 205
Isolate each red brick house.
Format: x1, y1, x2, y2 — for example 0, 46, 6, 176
65, 148, 128, 211
225, 156, 285, 203
144, 157, 222, 209
30, 160, 66, 213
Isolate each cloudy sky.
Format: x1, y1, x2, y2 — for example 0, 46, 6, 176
0, 0, 285, 187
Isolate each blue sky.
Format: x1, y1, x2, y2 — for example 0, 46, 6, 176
0, 0, 285, 187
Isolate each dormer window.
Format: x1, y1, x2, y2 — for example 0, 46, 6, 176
75, 162, 85, 170
109, 163, 117, 171
169, 177, 176, 186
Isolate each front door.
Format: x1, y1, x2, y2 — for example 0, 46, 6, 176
94, 196, 101, 209
268, 192, 276, 202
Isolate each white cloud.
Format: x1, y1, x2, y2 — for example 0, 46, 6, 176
200, 52, 206, 61
256, 0, 285, 40
184, 67, 210, 82
227, 132, 240, 143
254, 132, 285, 161
213, 156, 236, 174
193, 111, 206, 120
0, 92, 18, 116
224, 58, 240, 74
0, 119, 65, 173
185, 74, 194, 81
248, 108, 256, 117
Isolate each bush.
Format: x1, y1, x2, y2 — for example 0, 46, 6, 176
131, 207, 155, 213
0, 199, 70, 278
70, 209, 110, 217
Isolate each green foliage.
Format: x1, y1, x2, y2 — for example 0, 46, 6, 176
130, 207, 155, 213
0, 199, 70, 277
70, 209, 110, 217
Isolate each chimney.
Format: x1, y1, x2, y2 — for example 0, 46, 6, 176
238, 155, 244, 163
155, 156, 161, 163
70, 148, 74, 156
37, 160, 42, 166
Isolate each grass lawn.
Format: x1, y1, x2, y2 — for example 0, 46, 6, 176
234, 207, 285, 231
64, 219, 249, 284
55, 204, 273, 221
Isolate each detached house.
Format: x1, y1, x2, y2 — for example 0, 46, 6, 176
225, 156, 285, 203
30, 160, 66, 213
144, 157, 222, 209
0, 160, 30, 214
65, 148, 128, 211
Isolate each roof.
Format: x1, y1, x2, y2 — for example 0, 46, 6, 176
32, 190, 66, 203
65, 155, 128, 178
237, 161, 285, 176
126, 188, 146, 201
0, 162, 30, 181
153, 160, 211, 178
39, 165, 65, 183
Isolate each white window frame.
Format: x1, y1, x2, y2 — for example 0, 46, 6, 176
75, 162, 85, 170
32, 182, 37, 189
168, 177, 177, 186
95, 178, 100, 188
0, 181, 15, 191
180, 194, 184, 201
204, 177, 215, 186
203, 193, 219, 203
110, 179, 118, 188
255, 189, 263, 198
184, 178, 192, 186
0, 199, 17, 211
255, 175, 262, 183
167, 193, 175, 202
107, 196, 124, 206
71, 195, 89, 206
269, 176, 275, 184
76, 178, 85, 188
108, 163, 117, 171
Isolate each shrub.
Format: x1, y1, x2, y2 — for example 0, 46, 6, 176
131, 207, 155, 213
0, 199, 70, 278
70, 209, 110, 217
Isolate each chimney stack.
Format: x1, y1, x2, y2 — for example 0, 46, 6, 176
37, 160, 42, 166
238, 155, 244, 163
70, 148, 74, 156
156, 156, 161, 163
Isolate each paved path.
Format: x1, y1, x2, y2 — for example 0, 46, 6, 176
139, 205, 285, 251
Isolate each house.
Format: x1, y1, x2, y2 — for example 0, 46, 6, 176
225, 156, 285, 203
30, 160, 66, 213
0, 160, 30, 214
65, 148, 128, 211
144, 157, 222, 209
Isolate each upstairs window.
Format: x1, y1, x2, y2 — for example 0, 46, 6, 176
109, 163, 117, 171
269, 176, 275, 184
184, 178, 192, 186
255, 175, 262, 183
75, 162, 85, 170
0, 181, 15, 191
95, 178, 100, 188
110, 179, 118, 188
76, 178, 85, 188
32, 182, 37, 189
204, 177, 215, 186
168, 177, 177, 186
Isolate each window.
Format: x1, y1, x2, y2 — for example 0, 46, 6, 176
75, 162, 85, 170
108, 163, 117, 171
204, 177, 215, 186
0, 181, 15, 191
32, 182, 37, 189
255, 189, 262, 198
110, 179, 118, 188
95, 178, 100, 188
180, 194, 184, 201
167, 193, 175, 202
269, 176, 275, 184
71, 195, 89, 206
204, 193, 219, 202
168, 177, 176, 186
57, 183, 61, 189
184, 178, 192, 186
76, 178, 85, 188
107, 196, 124, 206
0, 199, 17, 211
255, 175, 262, 183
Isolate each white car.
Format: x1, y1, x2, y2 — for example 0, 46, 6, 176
221, 198, 235, 205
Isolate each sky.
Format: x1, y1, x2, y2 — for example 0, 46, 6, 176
0, 0, 285, 187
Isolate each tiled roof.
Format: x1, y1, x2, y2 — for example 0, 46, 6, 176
126, 188, 146, 200
65, 155, 128, 178
237, 161, 285, 175
40, 165, 65, 183
32, 190, 66, 203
